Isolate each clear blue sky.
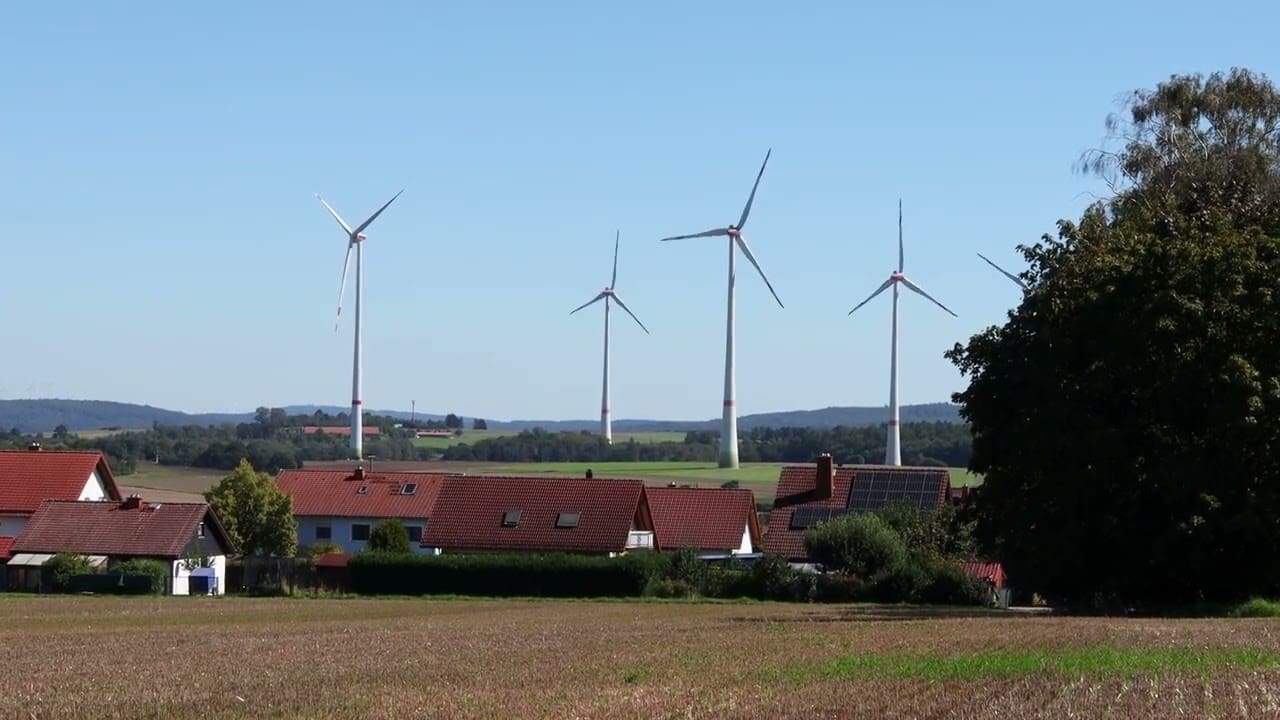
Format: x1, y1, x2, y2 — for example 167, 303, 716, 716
1, 2, 1275, 420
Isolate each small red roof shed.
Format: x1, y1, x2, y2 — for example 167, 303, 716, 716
645, 485, 761, 554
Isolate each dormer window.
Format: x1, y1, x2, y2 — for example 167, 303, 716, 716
555, 512, 580, 529
502, 510, 522, 528
402, 483, 417, 496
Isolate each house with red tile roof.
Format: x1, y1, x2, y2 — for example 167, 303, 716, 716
424, 475, 655, 555
8, 496, 233, 594
645, 485, 762, 558
275, 467, 447, 555
765, 455, 950, 562
0, 446, 123, 562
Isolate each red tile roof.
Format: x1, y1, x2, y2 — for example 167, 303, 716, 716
0, 536, 14, 562
645, 486, 761, 553
765, 464, 950, 561
301, 426, 381, 436
275, 469, 446, 520
962, 561, 1007, 589
0, 450, 122, 515
424, 476, 648, 554
11, 499, 232, 559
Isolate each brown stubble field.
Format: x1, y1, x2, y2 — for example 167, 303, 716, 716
2, 597, 1279, 719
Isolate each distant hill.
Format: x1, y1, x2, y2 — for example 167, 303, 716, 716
0, 399, 961, 433
0, 400, 248, 432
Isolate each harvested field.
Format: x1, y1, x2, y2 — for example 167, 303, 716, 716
2, 596, 1279, 719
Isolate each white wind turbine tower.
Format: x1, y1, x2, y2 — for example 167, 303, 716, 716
570, 231, 650, 444
316, 190, 403, 460
848, 200, 957, 466
977, 252, 1028, 289
661, 150, 784, 469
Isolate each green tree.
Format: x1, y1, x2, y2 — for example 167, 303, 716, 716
949, 69, 1280, 605
804, 513, 907, 579
44, 553, 93, 592
367, 519, 412, 554
472, 418, 488, 430
204, 459, 296, 557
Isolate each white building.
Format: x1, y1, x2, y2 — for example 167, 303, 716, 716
0, 447, 122, 562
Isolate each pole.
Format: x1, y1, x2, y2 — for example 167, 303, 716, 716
720, 236, 739, 468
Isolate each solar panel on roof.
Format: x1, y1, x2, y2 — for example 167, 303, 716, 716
846, 470, 946, 511
789, 507, 851, 530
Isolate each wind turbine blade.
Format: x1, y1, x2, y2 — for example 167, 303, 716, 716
335, 242, 354, 331
900, 276, 958, 317
353, 189, 404, 236
737, 148, 772, 230
734, 235, 784, 308
848, 278, 894, 316
609, 292, 650, 334
316, 194, 353, 235
897, 198, 904, 273
611, 230, 620, 288
660, 227, 730, 241
977, 252, 1028, 289
570, 292, 607, 315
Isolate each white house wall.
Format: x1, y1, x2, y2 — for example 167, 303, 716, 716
79, 470, 108, 501
171, 554, 227, 596
734, 523, 753, 555
296, 516, 431, 555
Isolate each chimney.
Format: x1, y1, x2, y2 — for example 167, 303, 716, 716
27, 441, 42, 452
121, 494, 145, 510
815, 453, 834, 500
585, 469, 594, 480
352, 466, 365, 482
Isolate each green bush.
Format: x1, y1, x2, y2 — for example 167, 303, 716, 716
113, 559, 170, 594
44, 554, 93, 592
367, 519, 412, 554
805, 513, 908, 578
303, 541, 344, 557
873, 561, 929, 602
704, 566, 753, 599
814, 572, 870, 603
919, 560, 987, 606
666, 549, 708, 589
67, 573, 156, 595
349, 552, 669, 598
648, 578, 697, 598
1232, 598, 1280, 618
749, 555, 811, 601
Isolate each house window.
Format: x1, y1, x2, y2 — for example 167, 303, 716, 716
315, 525, 332, 540
196, 522, 206, 539
502, 510, 522, 528
352, 523, 371, 542
407, 526, 423, 543
555, 512, 580, 529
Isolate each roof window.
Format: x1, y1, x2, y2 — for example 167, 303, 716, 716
402, 483, 418, 496
555, 512, 580, 529
356, 485, 369, 495
502, 510, 522, 528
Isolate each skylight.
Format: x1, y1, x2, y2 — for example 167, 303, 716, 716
502, 510, 522, 528
356, 485, 369, 495
402, 483, 418, 496
555, 511, 580, 529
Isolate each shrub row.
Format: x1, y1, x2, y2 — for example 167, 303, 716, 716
349, 551, 671, 597
45, 555, 170, 595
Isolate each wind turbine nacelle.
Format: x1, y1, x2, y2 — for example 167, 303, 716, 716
727, 227, 741, 237
355, 233, 368, 243
890, 271, 905, 281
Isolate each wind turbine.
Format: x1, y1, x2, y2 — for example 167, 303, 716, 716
661, 150, 783, 469
316, 190, 403, 460
571, 231, 649, 444
977, 252, 1028, 289
848, 200, 956, 466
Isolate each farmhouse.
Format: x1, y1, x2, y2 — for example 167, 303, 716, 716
765, 455, 950, 562
275, 467, 445, 554
645, 485, 762, 558
0, 447, 123, 562
300, 426, 381, 437
7, 496, 233, 595
424, 475, 654, 555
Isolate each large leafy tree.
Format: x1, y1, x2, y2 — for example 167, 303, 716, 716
950, 69, 1280, 605
205, 459, 297, 557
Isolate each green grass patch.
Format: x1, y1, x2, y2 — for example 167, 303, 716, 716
947, 467, 983, 487
790, 646, 1280, 682
488, 461, 785, 486
1231, 598, 1280, 618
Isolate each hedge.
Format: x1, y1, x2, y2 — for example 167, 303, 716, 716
349, 552, 670, 597
66, 573, 160, 595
